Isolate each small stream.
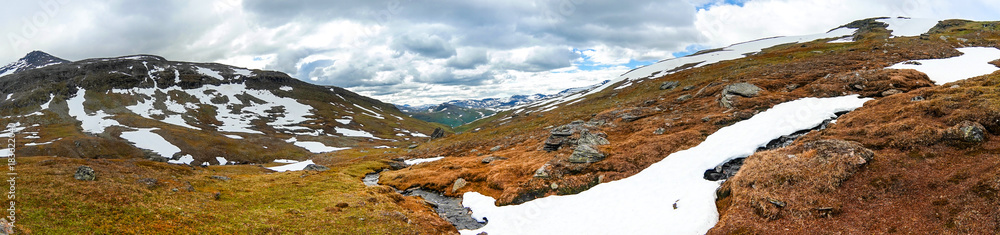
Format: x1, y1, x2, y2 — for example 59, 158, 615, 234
364, 171, 486, 230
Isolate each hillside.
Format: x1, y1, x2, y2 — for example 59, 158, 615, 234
378, 17, 1000, 234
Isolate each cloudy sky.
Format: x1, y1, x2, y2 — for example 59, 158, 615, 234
2, 0, 998, 105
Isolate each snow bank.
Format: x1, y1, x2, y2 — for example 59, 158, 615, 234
120, 128, 184, 162
888, 47, 1000, 84
404, 156, 444, 165
292, 141, 350, 153
267, 159, 316, 172
460, 95, 871, 235
67, 89, 121, 134
877, 17, 940, 37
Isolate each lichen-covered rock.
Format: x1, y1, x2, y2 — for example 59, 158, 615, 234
945, 120, 986, 143
720, 83, 763, 108
74, 166, 96, 181
568, 145, 605, 163
304, 164, 330, 171
660, 81, 680, 90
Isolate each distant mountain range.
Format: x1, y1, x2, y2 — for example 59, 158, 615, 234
396, 80, 610, 127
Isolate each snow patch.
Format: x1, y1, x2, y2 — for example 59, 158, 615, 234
404, 156, 444, 165
877, 17, 941, 38
888, 47, 1000, 84
267, 159, 316, 172
334, 127, 376, 138
67, 89, 121, 134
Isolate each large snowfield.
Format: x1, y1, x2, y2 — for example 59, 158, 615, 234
888, 47, 1000, 84
460, 95, 872, 235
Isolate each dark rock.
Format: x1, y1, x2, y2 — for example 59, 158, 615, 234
386, 159, 407, 170
704, 158, 745, 181
568, 145, 605, 163
304, 164, 330, 171
213, 192, 222, 200
74, 166, 96, 181
481, 156, 508, 164
210, 175, 231, 181
543, 136, 565, 151
660, 81, 680, 90
676, 94, 692, 102
911, 96, 925, 102
407, 144, 419, 149
682, 85, 696, 91
946, 121, 986, 143
430, 128, 446, 140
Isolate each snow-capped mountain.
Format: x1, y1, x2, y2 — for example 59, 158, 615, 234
0, 51, 441, 165
0, 51, 70, 77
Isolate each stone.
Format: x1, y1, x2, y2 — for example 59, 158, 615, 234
660, 81, 680, 90
451, 178, 468, 193
682, 85, 696, 91
568, 145, 605, 163
676, 94, 692, 102
577, 132, 610, 147
490, 145, 502, 151
881, 89, 903, 96
481, 156, 508, 164
911, 96, 925, 102
720, 83, 763, 108
550, 182, 559, 190
210, 175, 231, 181
407, 144, 419, 149
543, 136, 565, 151
723, 83, 763, 97
137, 178, 158, 187
533, 164, 551, 178
654, 128, 666, 135
0, 218, 12, 234
74, 166, 96, 181
430, 127, 446, 139
946, 121, 986, 143
213, 192, 222, 200
304, 164, 330, 171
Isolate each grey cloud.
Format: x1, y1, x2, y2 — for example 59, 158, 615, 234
446, 48, 489, 69
512, 47, 577, 72
391, 34, 456, 58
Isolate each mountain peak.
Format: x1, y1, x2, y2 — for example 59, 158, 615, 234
0, 50, 70, 77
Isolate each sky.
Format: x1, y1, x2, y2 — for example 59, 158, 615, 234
1, 0, 998, 106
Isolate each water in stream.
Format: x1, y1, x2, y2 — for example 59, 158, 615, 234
364, 171, 486, 230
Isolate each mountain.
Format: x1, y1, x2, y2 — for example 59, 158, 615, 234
397, 81, 611, 127
0, 50, 70, 77
0, 51, 445, 165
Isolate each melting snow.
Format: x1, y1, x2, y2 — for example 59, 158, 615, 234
197, 67, 224, 80
888, 47, 1000, 84
460, 95, 871, 235
877, 17, 941, 37
120, 128, 183, 161
224, 134, 244, 139
67, 89, 121, 134
274, 159, 299, 163
404, 156, 444, 165
335, 127, 376, 138
216, 157, 228, 165
292, 141, 350, 153
267, 159, 316, 172
279, 86, 293, 91
169, 155, 195, 165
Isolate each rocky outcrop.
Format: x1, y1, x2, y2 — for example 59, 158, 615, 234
430, 127, 446, 140
660, 81, 680, 90
945, 120, 986, 143
719, 83, 763, 108
304, 164, 330, 171
74, 166, 96, 181
568, 132, 610, 163
543, 120, 587, 151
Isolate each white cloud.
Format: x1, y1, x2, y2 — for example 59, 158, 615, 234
0, 0, 997, 106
